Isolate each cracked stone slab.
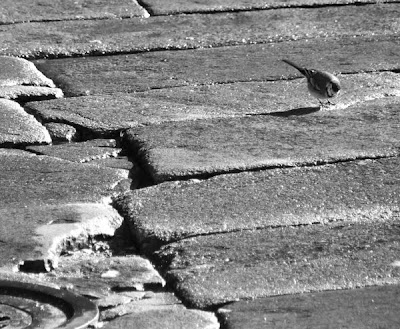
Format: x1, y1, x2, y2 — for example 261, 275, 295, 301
1, 4, 399, 58
122, 97, 400, 182
24, 72, 400, 136
49, 252, 165, 296
27, 139, 121, 163
43, 123, 79, 142
0, 149, 129, 270
141, 0, 400, 15
101, 301, 219, 329
0, 56, 56, 87
218, 284, 400, 328
0, 99, 51, 146
26, 139, 142, 185
0, 86, 63, 102
31, 35, 400, 96
0, 0, 148, 24
154, 220, 400, 309
0, 56, 63, 101
115, 157, 400, 251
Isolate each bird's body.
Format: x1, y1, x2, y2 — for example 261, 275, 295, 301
282, 59, 341, 106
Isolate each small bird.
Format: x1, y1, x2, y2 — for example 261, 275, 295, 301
282, 59, 341, 106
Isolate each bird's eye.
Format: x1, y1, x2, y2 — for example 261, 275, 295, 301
332, 83, 341, 92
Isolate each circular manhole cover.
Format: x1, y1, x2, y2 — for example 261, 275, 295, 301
0, 280, 98, 329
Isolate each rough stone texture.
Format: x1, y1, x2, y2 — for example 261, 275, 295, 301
0, 0, 148, 24
101, 302, 219, 329
26, 139, 142, 185
115, 157, 400, 250
141, 0, 400, 15
0, 99, 51, 146
218, 285, 400, 328
51, 252, 165, 294
27, 139, 121, 163
0, 86, 63, 102
154, 221, 400, 309
1, 4, 399, 58
0, 149, 129, 270
122, 97, 400, 182
31, 35, 400, 96
24, 72, 400, 136
0, 56, 55, 87
43, 122, 79, 142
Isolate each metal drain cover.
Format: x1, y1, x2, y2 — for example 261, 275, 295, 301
0, 280, 98, 329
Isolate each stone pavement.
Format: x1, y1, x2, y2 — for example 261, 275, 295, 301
0, 0, 399, 328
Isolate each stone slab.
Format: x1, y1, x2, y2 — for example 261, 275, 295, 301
0, 86, 63, 102
122, 97, 400, 182
0, 149, 129, 270
49, 252, 165, 295
0, 56, 55, 87
115, 157, 400, 251
0, 0, 148, 24
0, 99, 51, 146
24, 72, 400, 136
141, 0, 400, 15
31, 35, 400, 95
1, 4, 399, 58
27, 139, 121, 163
218, 284, 400, 328
101, 303, 219, 329
154, 221, 400, 309
43, 123, 79, 142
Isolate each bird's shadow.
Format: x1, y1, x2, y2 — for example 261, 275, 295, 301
250, 106, 320, 117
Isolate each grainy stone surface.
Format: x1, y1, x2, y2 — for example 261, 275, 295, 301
31, 35, 400, 96
2, 4, 398, 58
115, 157, 400, 250
43, 122, 79, 142
0, 99, 51, 146
218, 284, 400, 328
0, 85, 63, 101
154, 221, 400, 309
0, 0, 148, 24
0, 149, 129, 270
101, 303, 219, 329
122, 97, 400, 182
27, 139, 121, 163
141, 0, 400, 15
24, 73, 400, 136
51, 252, 165, 293
0, 56, 55, 87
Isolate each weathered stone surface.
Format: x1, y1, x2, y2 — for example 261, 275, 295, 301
0, 0, 148, 24
0, 56, 55, 87
31, 35, 399, 96
141, 0, 400, 15
218, 285, 400, 328
0, 149, 129, 270
0, 86, 63, 101
52, 252, 165, 293
27, 139, 120, 163
43, 122, 79, 142
1, 4, 399, 58
115, 157, 400, 250
0, 99, 51, 146
24, 72, 400, 136
101, 302, 219, 329
154, 221, 400, 309
122, 97, 400, 182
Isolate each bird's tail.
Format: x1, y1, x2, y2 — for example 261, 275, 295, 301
282, 59, 308, 77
